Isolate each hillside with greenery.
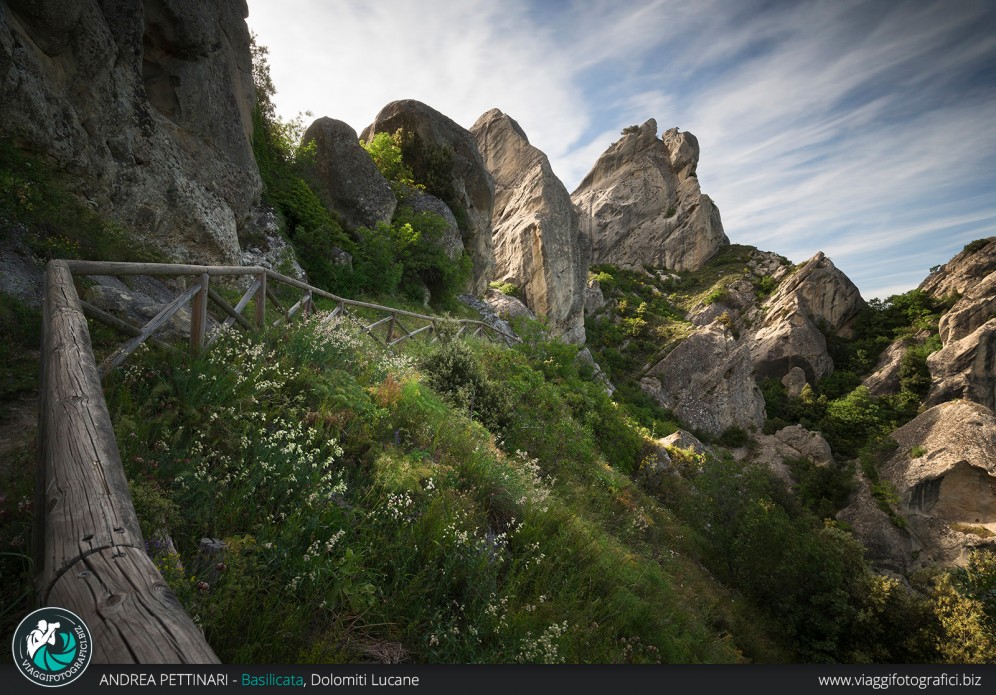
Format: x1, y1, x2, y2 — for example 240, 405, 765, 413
2, 36, 994, 668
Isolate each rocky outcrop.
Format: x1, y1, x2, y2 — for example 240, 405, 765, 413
750, 252, 864, 384
302, 117, 396, 231
659, 429, 708, 456
360, 100, 495, 294
837, 472, 920, 574
876, 400, 996, 566
750, 425, 834, 485
640, 323, 765, 437
0, 0, 261, 263
862, 331, 930, 397
483, 288, 535, 324
920, 238, 996, 300
585, 277, 607, 316
471, 108, 588, 344
917, 239, 996, 410
923, 238, 996, 344
571, 119, 728, 272
239, 205, 305, 281
924, 319, 996, 411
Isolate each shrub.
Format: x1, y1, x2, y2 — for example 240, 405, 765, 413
361, 130, 419, 192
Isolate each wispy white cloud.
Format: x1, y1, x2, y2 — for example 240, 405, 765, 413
247, 0, 996, 300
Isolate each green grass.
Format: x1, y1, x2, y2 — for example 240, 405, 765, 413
103, 315, 767, 663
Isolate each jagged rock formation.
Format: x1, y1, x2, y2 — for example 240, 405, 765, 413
0, 0, 261, 263
471, 108, 588, 344
924, 319, 996, 411
914, 238, 996, 410
302, 117, 396, 231
360, 100, 495, 294
920, 238, 996, 299
750, 252, 864, 385
640, 323, 766, 437
571, 119, 728, 272
877, 400, 996, 566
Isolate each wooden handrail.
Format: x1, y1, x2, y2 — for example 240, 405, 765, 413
64, 260, 521, 349
37, 258, 523, 662
38, 260, 219, 663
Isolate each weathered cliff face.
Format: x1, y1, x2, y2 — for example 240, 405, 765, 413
920, 239, 996, 410
750, 252, 864, 385
0, 0, 261, 263
360, 99, 495, 294
640, 323, 766, 437
471, 108, 589, 344
878, 401, 996, 567
571, 119, 728, 272
302, 117, 395, 232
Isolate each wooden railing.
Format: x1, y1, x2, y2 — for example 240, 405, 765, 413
36, 259, 518, 663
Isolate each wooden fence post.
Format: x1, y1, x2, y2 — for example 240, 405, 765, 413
190, 273, 209, 351
255, 271, 266, 329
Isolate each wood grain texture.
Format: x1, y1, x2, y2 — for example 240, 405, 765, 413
39, 261, 218, 664
48, 546, 219, 664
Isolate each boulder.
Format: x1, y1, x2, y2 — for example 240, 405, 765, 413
750, 252, 864, 384
471, 108, 589, 344
571, 119, 728, 272
751, 425, 834, 485
483, 288, 536, 324
0, 0, 262, 263
458, 293, 515, 340
302, 117, 396, 231
658, 429, 708, 456
774, 424, 834, 466
360, 100, 495, 294
925, 318, 996, 411
640, 323, 766, 437
877, 400, 996, 566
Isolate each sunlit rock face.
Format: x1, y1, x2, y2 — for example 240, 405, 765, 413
571, 119, 728, 273
472, 108, 589, 344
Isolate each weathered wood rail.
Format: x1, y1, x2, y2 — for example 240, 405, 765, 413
36, 259, 518, 663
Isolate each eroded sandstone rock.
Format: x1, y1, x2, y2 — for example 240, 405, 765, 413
640, 323, 765, 437
571, 119, 728, 272
876, 400, 996, 566
471, 108, 588, 344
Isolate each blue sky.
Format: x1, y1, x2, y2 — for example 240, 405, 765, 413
247, 0, 996, 300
